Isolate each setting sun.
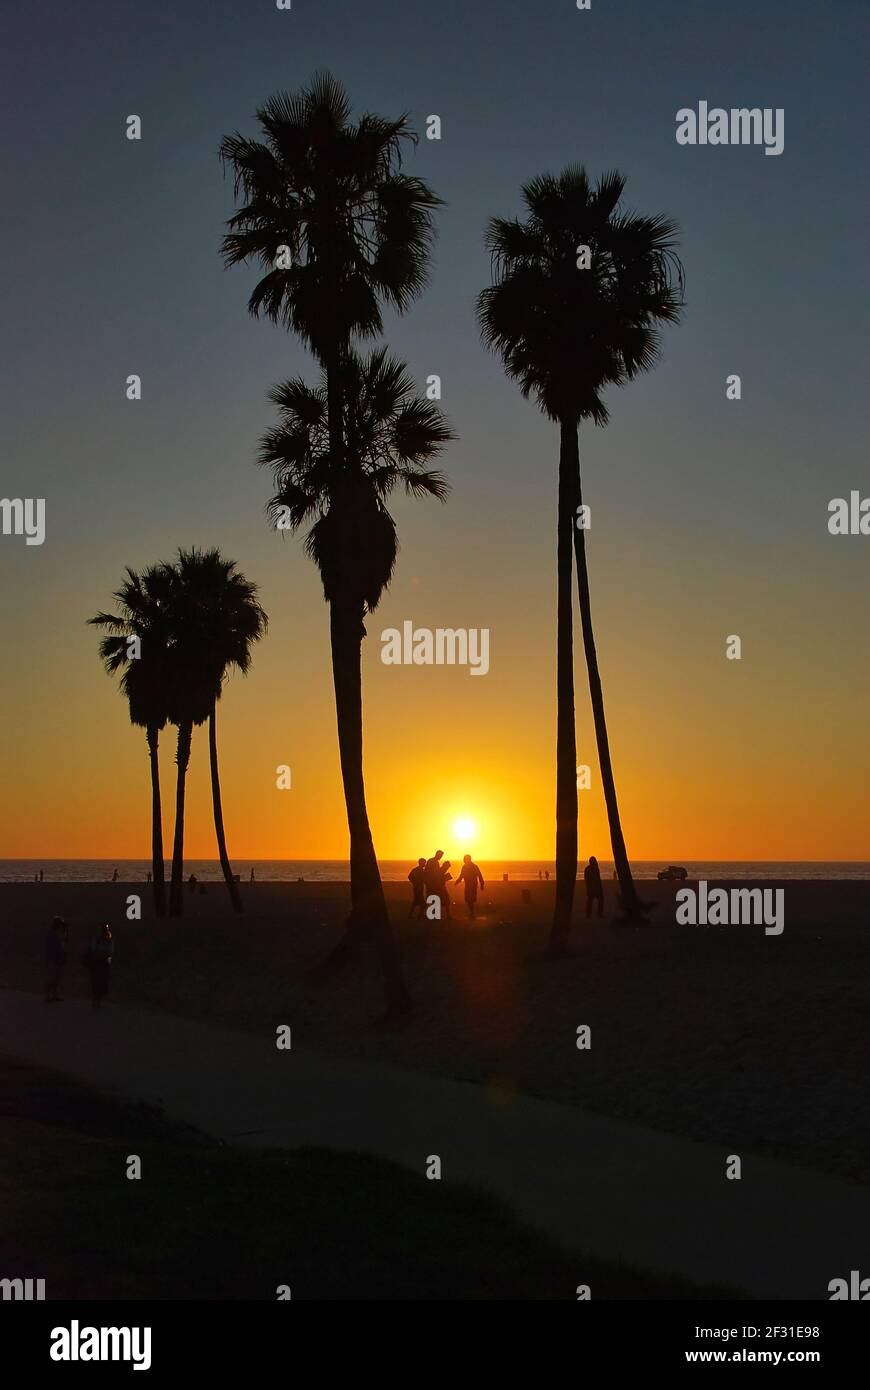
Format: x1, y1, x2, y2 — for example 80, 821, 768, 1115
452, 816, 477, 844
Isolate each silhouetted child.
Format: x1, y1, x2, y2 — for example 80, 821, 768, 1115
584, 856, 604, 918
457, 855, 485, 918
408, 858, 426, 918
439, 861, 453, 919
84, 924, 113, 1009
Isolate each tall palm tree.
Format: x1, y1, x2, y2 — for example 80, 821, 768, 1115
479, 167, 684, 947
259, 348, 452, 1011
219, 72, 440, 467
162, 549, 267, 916
88, 565, 175, 917
220, 72, 442, 987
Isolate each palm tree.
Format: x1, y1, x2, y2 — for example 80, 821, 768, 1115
162, 549, 267, 917
220, 71, 440, 491
220, 72, 442, 995
479, 167, 684, 947
259, 348, 452, 1010
89, 565, 175, 917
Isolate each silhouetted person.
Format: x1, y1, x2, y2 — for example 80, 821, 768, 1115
188, 873, 197, 893
538, 870, 543, 880
39, 869, 44, 883
584, 856, 604, 918
408, 858, 426, 919
147, 871, 152, 883
111, 868, 119, 883
457, 854, 485, 918
424, 851, 444, 900
84, 924, 113, 1009
545, 869, 550, 881
439, 861, 453, 919
250, 868, 255, 884
44, 917, 67, 1002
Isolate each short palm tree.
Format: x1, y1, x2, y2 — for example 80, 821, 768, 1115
89, 565, 175, 917
259, 347, 452, 1012
162, 548, 267, 916
479, 167, 684, 948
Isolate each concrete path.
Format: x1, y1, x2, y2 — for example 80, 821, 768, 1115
2, 989, 866, 1298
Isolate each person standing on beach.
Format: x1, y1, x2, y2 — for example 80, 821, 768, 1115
250, 868, 255, 884
457, 854, 485, 918
584, 856, 604, 918
424, 851, 444, 898
407, 858, 426, 918
84, 924, 113, 1009
111, 868, 118, 883
44, 917, 67, 1002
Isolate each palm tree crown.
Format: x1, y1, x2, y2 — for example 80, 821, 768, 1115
219, 71, 442, 361
165, 547, 268, 703
478, 166, 684, 423
258, 348, 452, 611
89, 564, 174, 732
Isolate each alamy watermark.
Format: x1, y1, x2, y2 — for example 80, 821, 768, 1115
1, 1276, 45, 1300
381, 622, 490, 676
828, 491, 870, 535
676, 102, 784, 156
50, 1321, 151, 1370
675, 881, 784, 935
0, 497, 45, 546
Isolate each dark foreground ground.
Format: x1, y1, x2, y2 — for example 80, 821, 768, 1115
0, 1056, 736, 1300
2, 880, 868, 1184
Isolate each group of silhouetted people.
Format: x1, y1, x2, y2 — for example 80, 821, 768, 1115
408, 850, 486, 920
43, 917, 114, 1009
408, 854, 603, 919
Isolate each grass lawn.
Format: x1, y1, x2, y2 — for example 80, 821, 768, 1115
0, 1056, 740, 1300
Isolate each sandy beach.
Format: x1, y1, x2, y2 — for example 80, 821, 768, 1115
2, 878, 867, 1186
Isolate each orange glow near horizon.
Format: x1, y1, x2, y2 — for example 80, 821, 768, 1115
2, 472, 869, 865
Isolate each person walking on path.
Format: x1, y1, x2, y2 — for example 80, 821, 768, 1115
456, 855, 485, 918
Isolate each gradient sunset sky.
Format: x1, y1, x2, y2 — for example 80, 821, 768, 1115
1, 0, 868, 862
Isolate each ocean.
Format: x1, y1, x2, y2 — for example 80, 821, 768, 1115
2, 860, 868, 883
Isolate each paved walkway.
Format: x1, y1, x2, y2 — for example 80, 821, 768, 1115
2, 989, 866, 1298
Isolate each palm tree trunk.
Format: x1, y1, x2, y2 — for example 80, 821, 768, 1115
323, 596, 410, 1015
209, 703, 243, 914
571, 434, 641, 917
146, 725, 166, 917
326, 341, 345, 471
169, 720, 192, 917
548, 418, 579, 955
